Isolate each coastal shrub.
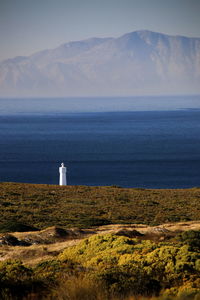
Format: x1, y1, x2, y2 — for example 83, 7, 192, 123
0, 260, 42, 299
0, 260, 31, 283
0, 232, 200, 299
0, 221, 38, 233
79, 217, 111, 227
58, 233, 200, 298
34, 258, 80, 282
177, 230, 200, 251
1, 182, 200, 228
59, 234, 140, 267
93, 265, 161, 297
1, 183, 200, 299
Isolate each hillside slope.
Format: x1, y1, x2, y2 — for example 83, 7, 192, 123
0, 221, 200, 266
0, 30, 200, 96
0, 182, 200, 229
0, 182, 200, 299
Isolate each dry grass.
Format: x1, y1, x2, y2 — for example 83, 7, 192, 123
1, 182, 200, 268
1, 220, 200, 266
0, 239, 80, 266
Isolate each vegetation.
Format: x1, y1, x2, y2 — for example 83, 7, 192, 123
0, 182, 200, 230
0, 221, 38, 233
0, 232, 200, 299
1, 182, 200, 299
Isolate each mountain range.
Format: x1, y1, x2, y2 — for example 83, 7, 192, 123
0, 30, 200, 97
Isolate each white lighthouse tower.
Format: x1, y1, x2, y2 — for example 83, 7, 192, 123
59, 163, 67, 185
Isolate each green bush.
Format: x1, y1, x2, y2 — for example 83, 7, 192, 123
94, 265, 161, 297
0, 221, 38, 233
79, 218, 111, 227
0, 232, 200, 299
178, 230, 200, 251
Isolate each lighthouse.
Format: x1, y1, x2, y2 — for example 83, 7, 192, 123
59, 163, 67, 185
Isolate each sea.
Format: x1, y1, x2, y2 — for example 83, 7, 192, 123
0, 95, 200, 188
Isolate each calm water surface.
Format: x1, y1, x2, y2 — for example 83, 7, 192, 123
0, 96, 200, 188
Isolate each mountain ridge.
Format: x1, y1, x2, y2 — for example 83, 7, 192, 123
0, 30, 200, 97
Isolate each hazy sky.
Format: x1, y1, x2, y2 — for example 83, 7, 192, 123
0, 0, 200, 61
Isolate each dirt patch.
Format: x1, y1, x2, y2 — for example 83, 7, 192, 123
0, 221, 200, 265
12, 226, 88, 245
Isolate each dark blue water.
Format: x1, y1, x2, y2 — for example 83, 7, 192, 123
0, 97, 200, 188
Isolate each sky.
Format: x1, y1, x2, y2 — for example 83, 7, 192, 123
0, 0, 200, 62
